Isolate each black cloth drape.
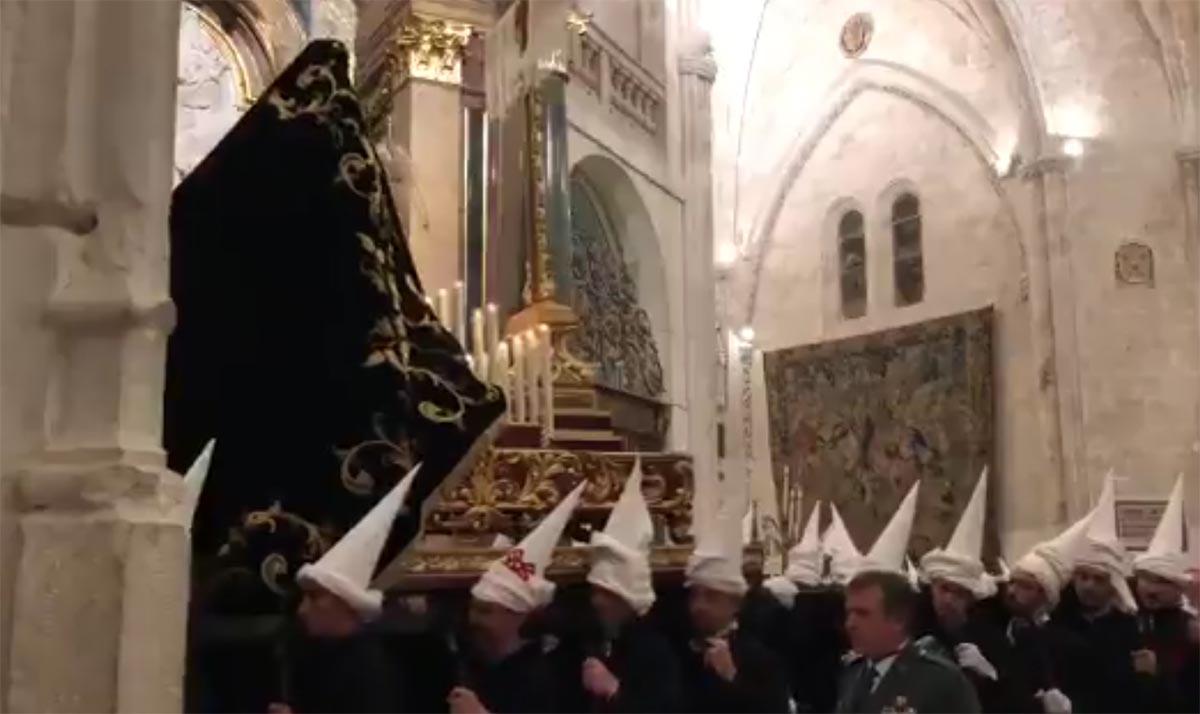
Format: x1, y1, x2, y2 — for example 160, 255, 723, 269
167, 40, 504, 609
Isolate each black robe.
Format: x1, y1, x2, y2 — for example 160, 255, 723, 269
458, 640, 557, 714
561, 617, 684, 713
678, 629, 790, 713
917, 609, 1022, 713
285, 631, 401, 713
1053, 605, 1157, 713
781, 590, 847, 714
1002, 615, 1095, 713
1138, 607, 1200, 713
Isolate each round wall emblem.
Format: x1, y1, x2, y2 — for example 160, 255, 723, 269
840, 13, 874, 58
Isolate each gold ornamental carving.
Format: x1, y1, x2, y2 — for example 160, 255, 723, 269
427, 447, 693, 543
394, 15, 472, 86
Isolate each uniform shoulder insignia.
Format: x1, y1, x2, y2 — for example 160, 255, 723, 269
914, 644, 958, 670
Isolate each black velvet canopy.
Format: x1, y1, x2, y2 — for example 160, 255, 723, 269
166, 40, 505, 615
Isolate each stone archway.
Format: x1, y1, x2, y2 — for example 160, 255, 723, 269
569, 154, 670, 400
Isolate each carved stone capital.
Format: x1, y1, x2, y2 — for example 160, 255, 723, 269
1020, 154, 1073, 180
678, 29, 717, 81
678, 52, 717, 82
393, 14, 472, 86
1177, 145, 1200, 169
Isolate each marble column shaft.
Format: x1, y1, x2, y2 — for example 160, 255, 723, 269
677, 32, 721, 529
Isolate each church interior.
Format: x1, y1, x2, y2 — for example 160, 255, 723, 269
1, 0, 1198, 711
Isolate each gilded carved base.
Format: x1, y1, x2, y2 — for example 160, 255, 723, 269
381, 544, 765, 591
426, 447, 692, 542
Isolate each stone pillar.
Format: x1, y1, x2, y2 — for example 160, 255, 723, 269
376, 6, 481, 296
1180, 147, 1200, 511
677, 28, 721, 528
1, 1, 190, 711
1021, 155, 1087, 520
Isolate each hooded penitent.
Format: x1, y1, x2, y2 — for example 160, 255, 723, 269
587, 458, 656, 615
472, 481, 587, 613
295, 465, 421, 620
1076, 473, 1138, 612
856, 482, 921, 576
920, 467, 995, 598
174, 439, 215, 527
686, 494, 748, 596
763, 502, 824, 607
1014, 507, 1095, 610
1134, 476, 1190, 587
823, 503, 862, 585
167, 41, 505, 614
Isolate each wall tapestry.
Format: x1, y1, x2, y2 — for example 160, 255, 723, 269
763, 308, 994, 558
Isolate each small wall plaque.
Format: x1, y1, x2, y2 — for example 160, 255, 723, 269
1115, 241, 1154, 286
840, 13, 874, 58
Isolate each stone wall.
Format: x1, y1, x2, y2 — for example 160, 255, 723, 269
706, 0, 1199, 555
752, 91, 1045, 555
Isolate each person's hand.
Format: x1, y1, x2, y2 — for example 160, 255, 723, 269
1036, 687, 1072, 714
1131, 648, 1157, 675
955, 642, 998, 680
448, 686, 489, 714
703, 638, 738, 682
582, 657, 621, 699
266, 703, 293, 714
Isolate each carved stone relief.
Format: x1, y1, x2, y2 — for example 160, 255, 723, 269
1115, 241, 1155, 286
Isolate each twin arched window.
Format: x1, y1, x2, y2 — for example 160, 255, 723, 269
836, 192, 925, 318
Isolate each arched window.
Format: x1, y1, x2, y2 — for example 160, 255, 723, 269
892, 193, 924, 306
838, 209, 867, 319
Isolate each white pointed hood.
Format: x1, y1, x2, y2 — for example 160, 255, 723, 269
472, 481, 586, 613
296, 464, 420, 620
1076, 473, 1137, 612
920, 468, 995, 598
823, 503, 862, 585
764, 502, 824, 607
686, 495, 748, 596
588, 458, 656, 615
175, 439, 215, 527
1014, 505, 1095, 610
857, 482, 921, 576
1134, 476, 1190, 586
785, 502, 824, 586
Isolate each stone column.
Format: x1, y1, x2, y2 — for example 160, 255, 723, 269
1, 1, 190, 711
1021, 155, 1087, 520
1179, 147, 1200, 510
677, 28, 721, 528
377, 7, 480, 296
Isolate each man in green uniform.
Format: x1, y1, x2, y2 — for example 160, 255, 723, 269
835, 570, 981, 713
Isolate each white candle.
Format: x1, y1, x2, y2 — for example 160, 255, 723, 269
471, 308, 485, 362
436, 288, 450, 330
453, 281, 466, 346
539, 323, 554, 432
511, 334, 527, 423
493, 342, 512, 421
525, 330, 541, 424
478, 353, 490, 385
485, 303, 500, 355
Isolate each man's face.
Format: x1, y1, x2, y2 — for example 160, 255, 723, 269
1005, 572, 1048, 617
844, 585, 907, 659
1136, 571, 1183, 611
930, 578, 974, 630
590, 585, 635, 632
467, 597, 525, 653
1073, 565, 1116, 612
296, 584, 362, 638
687, 585, 741, 637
